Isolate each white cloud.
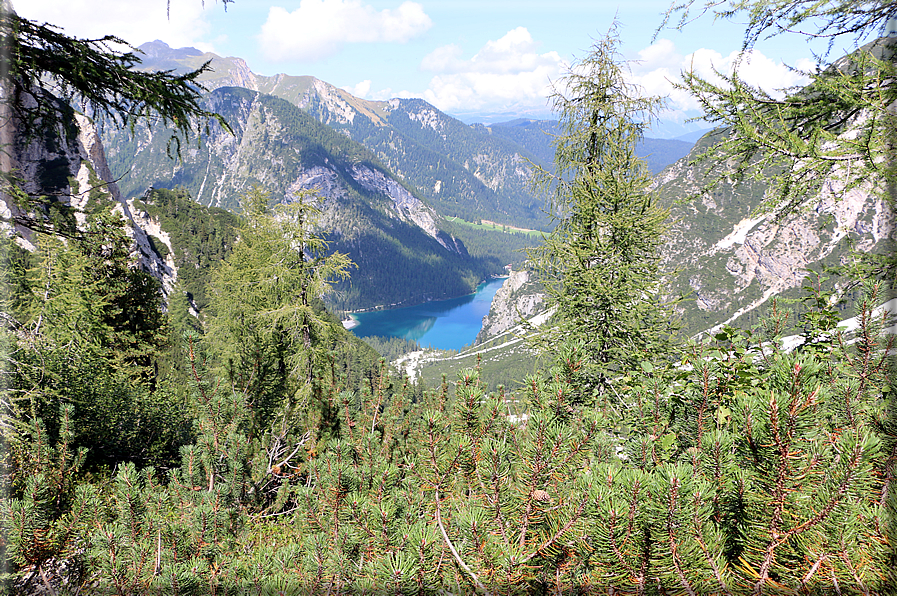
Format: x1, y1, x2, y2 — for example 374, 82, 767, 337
344, 80, 372, 97
420, 27, 566, 113
629, 39, 814, 122
259, 0, 432, 62
13, 0, 216, 51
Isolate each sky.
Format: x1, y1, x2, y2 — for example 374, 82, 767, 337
16, 0, 838, 135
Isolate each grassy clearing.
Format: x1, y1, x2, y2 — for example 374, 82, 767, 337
444, 216, 545, 237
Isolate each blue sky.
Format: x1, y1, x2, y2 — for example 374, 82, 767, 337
17, 0, 835, 130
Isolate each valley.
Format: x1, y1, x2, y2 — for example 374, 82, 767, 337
94, 40, 896, 352
2, 5, 895, 593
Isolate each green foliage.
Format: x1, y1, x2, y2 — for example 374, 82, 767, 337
417, 340, 541, 394
1, 405, 99, 574
528, 27, 678, 388
134, 186, 241, 312
206, 185, 355, 439
1, 210, 185, 471
3, 257, 894, 592
360, 335, 422, 362
662, 1, 897, 218
439, 218, 539, 270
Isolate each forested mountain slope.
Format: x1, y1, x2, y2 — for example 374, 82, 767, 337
131, 41, 548, 229
102, 86, 499, 311
128, 41, 693, 229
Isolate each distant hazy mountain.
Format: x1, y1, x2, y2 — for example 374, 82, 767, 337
485, 119, 693, 175
673, 128, 716, 144
646, 119, 714, 140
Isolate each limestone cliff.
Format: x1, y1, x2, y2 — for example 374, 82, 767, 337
475, 270, 545, 345
1, 102, 177, 298
655, 129, 894, 334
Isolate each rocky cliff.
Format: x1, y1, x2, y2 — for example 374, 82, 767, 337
0, 100, 178, 298
475, 269, 545, 344
656, 129, 894, 334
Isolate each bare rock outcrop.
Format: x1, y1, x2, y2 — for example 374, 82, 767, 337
475, 270, 545, 344
1, 97, 177, 299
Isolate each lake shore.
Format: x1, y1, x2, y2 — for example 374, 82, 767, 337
346, 278, 508, 350
341, 277, 509, 315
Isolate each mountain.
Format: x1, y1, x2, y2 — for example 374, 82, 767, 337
486, 119, 694, 175
129, 42, 694, 228
673, 128, 715, 143
474, 269, 545, 344
463, 125, 894, 341
657, 127, 894, 334
132, 41, 549, 230
101, 86, 497, 311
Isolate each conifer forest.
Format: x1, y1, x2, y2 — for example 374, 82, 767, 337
1, 0, 896, 593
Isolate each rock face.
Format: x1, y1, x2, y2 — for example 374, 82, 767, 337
475, 270, 545, 344
0, 100, 177, 297
656, 130, 895, 334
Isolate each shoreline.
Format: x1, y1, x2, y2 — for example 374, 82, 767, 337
341, 276, 509, 317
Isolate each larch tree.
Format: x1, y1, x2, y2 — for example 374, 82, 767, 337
206, 185, 353, 440
528, 25, 678, 394
659, 0, 897, 221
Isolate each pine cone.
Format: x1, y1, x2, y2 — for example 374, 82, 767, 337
532, 489, 550, 502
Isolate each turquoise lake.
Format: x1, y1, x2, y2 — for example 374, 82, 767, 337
348, 278, 507, 350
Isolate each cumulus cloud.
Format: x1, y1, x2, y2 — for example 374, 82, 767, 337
344, 80, 373, 98
259, 0, 432, 62
13, 0, 216, 51
420, 27, 566, 114
630, 39, 814, 122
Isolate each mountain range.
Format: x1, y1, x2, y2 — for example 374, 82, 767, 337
94, 41, 694, 313
8, 40, 890, 345
118, 41, 694, 227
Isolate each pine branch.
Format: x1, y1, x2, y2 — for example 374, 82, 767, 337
519, 496, 588, 565
434, 490, 491, 596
